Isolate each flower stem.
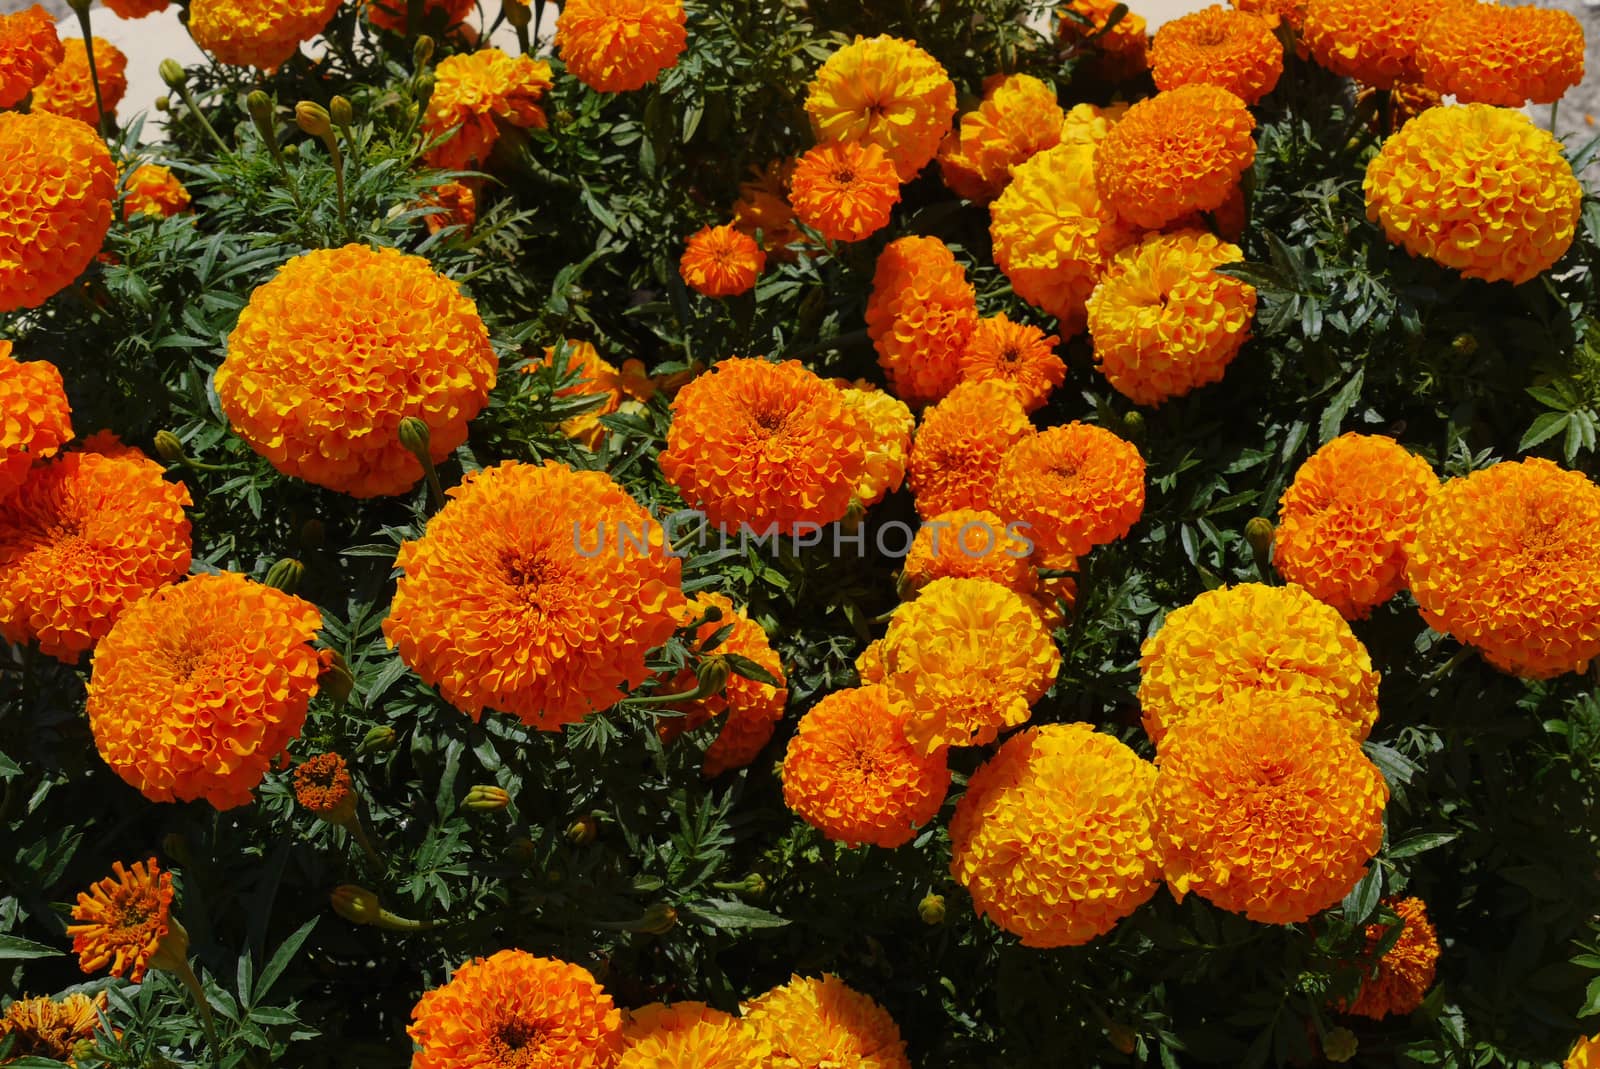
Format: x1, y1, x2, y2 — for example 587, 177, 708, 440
169, 957, 223, 1063
177, 83, 234, 159
68, 4, 110, 138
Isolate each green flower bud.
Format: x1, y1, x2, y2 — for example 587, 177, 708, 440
1451, 333, 1478, 357
463, 785, 511, 811
1121, 410, 1145, 442
918, 892, 946, 926
158, 59, 187, 89
694, 654, 730, 700
319, 651, 355, 706
1244, 517, 1275, 557
264, 558, 305, 594
152, 430, 185, 464
357, 724, 398, 755
633, 903, 678, 935
329, 95, 353, 128
413, 34, 435, 69
330, 884, 381, 925
295, 101, 332, 139
397, 416, 432, 457
1323, 1026, 1358, 1063
155, 95, 170, 112
567, 814, 598, 845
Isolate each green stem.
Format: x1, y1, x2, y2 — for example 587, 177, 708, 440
69, 5, 110, 138
346, 813, 386, 873
170, 958, 223, 1064
177, 83, 234, 159
1426, 644, 1474, 682
1551, 99, 1560, 133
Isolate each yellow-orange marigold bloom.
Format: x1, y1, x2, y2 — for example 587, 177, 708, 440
1364, 104, 1581, 286
782, 684, 950, 849
537, 339, 626, 451
1301, 0, 1453, 88
883, 576, 1061, 753
32, 36, 126, 125
123, 164, 191, 220
1151, 6, 1283, 104
420, 179, 477, 236
88, 572, 327, 808
951, 724, 1161, 947
189, 0, 342, 69
1095, 85, 1256, 231
365, 0, 474, 35
0, 111, 115, 313
742, 974, 910, 1069
855, 639, 886, 685
424, 48, 554, 170
660, 357, 869, 532
293, 752, 355, 816
938, 73, 1064, 202
1416, 2, 1583, 106
0, 343, 72, 502
1228, 0, 1306, 31
1274, 434, 1438, 619
837, 382, 913, 507
731, 161, 803, 255
385, 460, 685, 727
681, 224, 765, 298
1339, 896, 1440, 1019
621, 1002, 770, 1068
957, 314, 1065, 413
215, 244, 497, 498
1569, 1035, 1600, 1069
805, 35, 956, 182
1156, 693, 1389, 924
66, 858, 175, 982
555, 0, 687, 94
865, 237, 963, 340
908, 380, 1033, 520
1406, 458, 1600, 678
0, 990, 107, 1064
1087, 229, 1256, 407
1059, 0, 1150, 79
0, 5, 63, 109
104, 0, 168, 15
790, 141, 901, 244
1059, 101, 1127, 145
994, 423, 1145, 564
0, 450, 190, 662
409, 950, 623, 1069
902, 509, 1037, 598
866, 237, 975, 407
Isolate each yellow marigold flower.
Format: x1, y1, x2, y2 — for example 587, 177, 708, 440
424, 48, 554, 170
0, 991, 107, 1064
1416, 2, 1583, 105
0, 111, 115, 313
865, 237, 975, 407
837, 382, 913, 507
1059, 0, 1150, 80
32, 36, 125, 126
409, 950, 623, 1069
1156, 693, 1389, 924
66, 858, 175, 982
1301, 0, 1454, 88
0, 450, 191, 663
958, 314, 1065, 413
908, 380, 1033, 519
855, 638, 886, 685
742, 974, 910, 1069
1338, 896, 1440, 1019
1570, 1035, 1600, 1069
535, 339, 626, 451
805, 35, 956, 182
88, 573, 328, 808
0, 342, 72, 502
420, 179, 477, 236
123, 164, 191, 220
1364, 104, 1582, 286
902, 509, 1037, 598
215, 244, 497, 498
621, 1002, 770, 1068
731, 160, 803, 256
1406, 458, 1600, 679
365, 0, 474, 35
882, 576, 1061, 753
994, 422, 1146, 564
951, 724, 1161, 947
1274, 434, 1438, 620
293, 752, 355, 818
790, 141, 901, 244
555, 0, 687, 94
1058, 101, 1126, 145
1095, 85, 1257, 231
660, 357, 870, 532
1227, 0, 1306, 30
385, 460, 686, 727
938, 73, 1064, 202
681, 224, 766, 298
1151, 6, 1283, 104
1086, 229, 1257, 407
0, 5, 63, 109
189, 0, 342, 69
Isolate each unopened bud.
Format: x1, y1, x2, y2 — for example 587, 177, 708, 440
397, 416, 431, 457
330, 884, 381, 925
1323, 1026, 1358, 1063
246, 90, 275, 137
1244, 517, 1274, 557
320, 651, 355, 706
147, 916, 191, 975
158, 59, 186, 90
413, 34, 435, 69
414, 73, 434, 99
1451, 333, 1478, 357
567, 814, 598, 845
329, 95, 353, 127
295, 101, 332, 139
153, 430, 184, 464
155, 95, 170, 112
918, 892, 946, 926
463, 785, 511, 811
358, 724, 398, 755
633, 903, 678, 935
695, 655, 730, 700
264, 558, 305, 594
1120, 410, 1145, 442
737, 873, 768, 899
1107, 1023, 1137, 1056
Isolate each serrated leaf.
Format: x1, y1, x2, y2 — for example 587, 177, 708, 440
1386, 831, 1458, 859
1318, 370, 1364, 444
685, 897, 789, 930
1519, 411, 1570, 452
0, 934, 63, 960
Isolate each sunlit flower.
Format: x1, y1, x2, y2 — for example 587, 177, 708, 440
0, 5, 63, 109
0, 342, 72, 502
0, 111, 115, 313
908, 380, 1033, 519
1416, 2, 1583, 105
994, 422, 1145, 564
1059, 0, 1150, 80
1569, 1035, 1600, 1069
424, 47, 555, 170
837, 382, 913, 508
855, 638, 886, 685
31, 36, 125, 125
1227, 0, 1306, 31
123, 164, 191, 220
0, 991, 107, 1065
365, 0, 474, 35
680, 224, 766, 298
957, 314, 1065, 413
805, 35, 956, 181
790, 141, 901, 244
621, 1002, 770, 1069
866, 236, 975, 407
66, 858, 175, 982
1058, 101, 1127, 145
938, 73, 1064, 202
1337, 896, 1440, 1019
189, 0, 343, 69
1301, 0, 1452, 88
1095, 85, 1256, 230
1151, 6, 1283, 104
742, 974, 910, 1069
555, 0, 687, 94
901, 509, 1037, 598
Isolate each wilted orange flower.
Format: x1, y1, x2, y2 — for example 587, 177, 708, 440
536, 339, 626, 451
1570, 1035, 1600, 1069
1301, 0, 1451, 88
1337, 896, 1440, 1019
660, 357, 869, 532
902, 509, 1037, 598
0, 343, 72, 502
555, 0, 687, 93
681, 224, 766, 298
951, 724, 1161, 947
866, 237, 976, 406
1096, 85, 1256, 230
31, 36, 125, 125
1406, 458, 1600, 679
731, 160, 802, 255
365, 0, 474, 35
995, 422, 1145, 565
0, 5, 63, 109
420, 180, 477, 236
1416, 2, 1583, 105
742, 974, 910, 1069
958, 314, 1065, 413
1364, 104, 1581, 286
805, 35, 956, 182
424, 48, 555, 170
293, 752, 355, 817
0, 990, 107, 1064
0, 111, 115, 313
1151, 6, 1283, 104
1086, 229, 1256, 406
621, 1002, 770, 1068
410, 950, 623, 1069
837, 383, 913, 508
215, 244, 497, 497
1227, 0, 1306, 31
908, 380, 1033, 519
938, 73, 1064, 202
66, 858, 175, 982
189, 0, 343, 69
123, 164, 191, 220
1275, 434, 1438, 619
1059, 0, 1150, 79
1157, 693, 1389, 924
790, 141, 901, 244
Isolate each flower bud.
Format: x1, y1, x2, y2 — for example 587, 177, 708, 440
153, 430, 185, 464
1323, 1026, 1358, 1063
147, 916, 191, 975
397, 415, 431, 457
1244, 517, 1274, 558
358, 724, 398, 755
463, 785, 511, 811
331, 884, 382, 925
1451, 333, 1478, 357
155, 95, 170, 112
414, 73, 435, 99
413, 34, 435, 69
736, 873, 767, 899
504, 0, 531, 28
295, 101, 332, 139
633, 903, 678, 935
567, 814, 598, 845
329, 95, 353, 128
694, 655, 730, 700
1107, 1023, 1137, 1056
1120, 410, 1145, 442
158, 59, 187, 89
319, 650, 355, 706
918, 892, 946, 926
264, 558, 305, 594
246, 90, 276, 138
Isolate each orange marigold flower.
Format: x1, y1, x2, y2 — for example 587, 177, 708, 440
938, 73, 1064, 202
0, 111, 115, 313
424, 47, 554, 170
865, 237, 962, 341
66, 858, 176, 982
293, 752, 356, 819
104, 0, 168, 15
0, 5, 63, 109
681, 224, 766, 298
1301, 0, 1454, 88
0, 450, 190, 662
1274, 434, 1438, 619
420, 179, 478, 236
1086, 229, 1257, 407
855, 638, 886, 685
0, 342, 72, 502
994, 422, 1146, 565
1570, 1035, 1600, 1069
32, 36, 126, 126
535, 339, 626, 451
660, 357, 870, 532
365, 0, 474, 35
409, 950, 623, 1069
789, 141, 901, 244
88, 573, 327, 808
1227, 0, 1306, 30
951, 724, 1161, 947
0, 990, 107, 1064
189, 0, 342, 69
1338, 896, 1440, 1019
957, 314, 1065, 413
1406, 457, 1600, 679
882, 576, 1061, 753
837, 382, 913, 508
215, 244, 497, 498
1095, 85, 1256, 231
1058, 101, 1127, 145
621, 1002, 770, 1068
1156, 693, 1389, 924
555, 0, 687, 93
902, 509, 1036, 598
865, 237, 976, 407
123, 164, 191, 220
731, 160, 803, 256
805, 35, 956, 182
1059, 0, 1150, 79
742, 974, 910, 1069
1364, 104, 1581, 286
908, 380, 1033, 520
1416, 2, 1583, 105
1151, 6, 1283, 104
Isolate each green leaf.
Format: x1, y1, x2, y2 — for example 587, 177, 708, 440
1342, 864, 1382, 924
255, 917, 319, 1005
1581, 975, 1600, 1017
1519, 411, 1570, 452
1386, 831, 1458, 860
0, 934, 63, 961
1318, 369, 1365, 444
685, 897, 789, 931
722, 653, 780, 688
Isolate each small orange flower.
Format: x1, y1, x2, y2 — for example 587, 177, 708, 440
901, 509, 1037, 598
293, 752, 356, 818
0, 111, 116, 313
0, 5, 64, 109
0, 991, 108, 1064
1569, 1035, 1600, 1068
837, 382, 914, 508
555, 0, 687, 94
680, 224, 766, 298
0, 342, 72, 502
938, 73, 1065, 202
1416, 2, 1584, 105
424, 48, 554, 171
742, 975, 910, 1069
995, 423, 1146, 564
123, 164, 192, 220
1338, 896, 1440, 1019
789, 141, 901, 244
866, 236, 976, 407
420, 180, 477, 236
908, 381, 1033, 519
805, 35, 956, 182
31, 36, 126, 126
66, 858, 176, 982
855, 638, 886, 685
957, 313, 1065, 413
1151, 6, 1283, 104
365, 0, 474, 35
621, 1002, 770, 1068
1301, 0, 1453, 88
1095, 85, 1257, 230
188, 0, 343, 69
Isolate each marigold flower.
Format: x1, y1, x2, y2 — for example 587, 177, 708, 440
1227, 0, 1306, 30
189, 0, 342, 69
0, 343, 72, 502
865, 237, 976, 406
555, 0, 687, 93
66, 858, 175, 982
420, 180, 477, 236
31, 36, 126, 125
1416, 3, 1583, 105
1156, 693, 1389, 924
1151, 6, 1283, 104
0, 5, 63, 109
938, 73, 1064, 202
536, 339, 626, 451
901, 509, 1037, 598
1087, 229, 1256, 407
293, 752, 356, 818
908, 380, 1033, 520
621, 1002, 770, 1068
1406, 458, 1600, 678
1301, 0, 1453, 88
0, 111, 115, 313
1095, 85, 1256, 231
1570, 1035, 1600, 1069
855, 639, 886, 685
215, 244, 497, 498
1338, 896, 1440, 1019
805, 35, 955, 182
0, 991, 107, 1064
1058, 101, 1127, 145
731, 160, 803, 256
1059, 0, 1150, 79
994, 422, 1146, 564
681, 224, 766, 298
424, 48, 555, 170
742, 974, 910, 1069
410, 950, 623, 1069
123, 164, 191, 220
1274, 434, 1438, 619
837, 383, 913, 508
1364, 104, 1581, 286
957, 314, 1065, 413
660, 357, 869, 532
951, 724, 1161, 947
365, 0, 474, 35
789, 141, 901, 244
